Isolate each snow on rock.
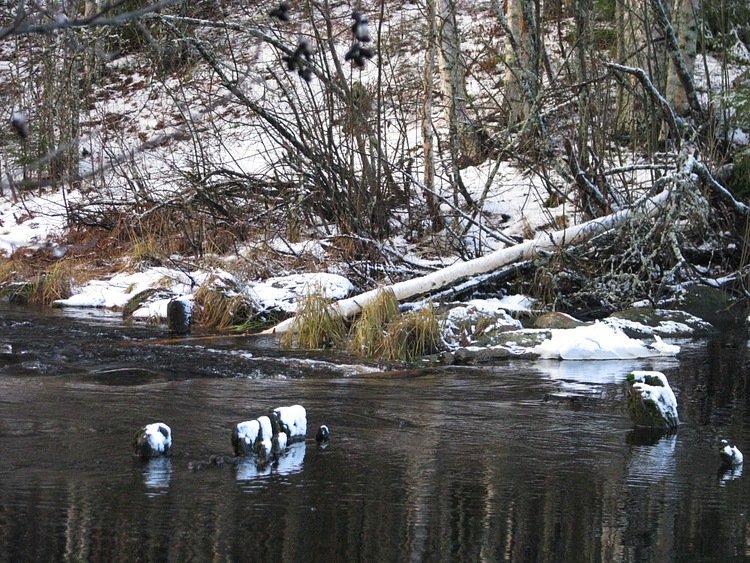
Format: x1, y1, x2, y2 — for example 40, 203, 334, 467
247, 273, 354, 313
133, 422, 172, 459
532, 321, 680, 360
626, 370, 679, 430
605, 308, 714, 337
166, 295, 193, 333
232, 405, 308, 458
442, 298, 523, 347
232, 420, 261, 456
272, 404, 307, 441
720, 439, 744, 466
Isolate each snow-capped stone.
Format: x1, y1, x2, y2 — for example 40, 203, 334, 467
272, 431, 288, 454
231, 419, 261, 456
133, 422, 172, 459
316, 424, 330, 443
272, 405, 307, 441
720, 439, 744, 466
167, 295, 192, 334
626, 371, 679, 429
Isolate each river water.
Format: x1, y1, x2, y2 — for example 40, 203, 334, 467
0, 303, 748, 562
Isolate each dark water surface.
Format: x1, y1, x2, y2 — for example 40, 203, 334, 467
0, 303, 749, 562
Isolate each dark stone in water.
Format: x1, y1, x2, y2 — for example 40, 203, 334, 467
167, 298, 191, 334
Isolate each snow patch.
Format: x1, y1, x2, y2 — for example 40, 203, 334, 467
532, 321, 680, 360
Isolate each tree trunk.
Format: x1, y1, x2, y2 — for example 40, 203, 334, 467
422, 0, 444, 233
504, 0, 537, 125
435, 0, 486, 169
264, 189, 673, 335
659, 0, 701, 117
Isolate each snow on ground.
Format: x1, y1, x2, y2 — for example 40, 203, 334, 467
0, 189, 75, 255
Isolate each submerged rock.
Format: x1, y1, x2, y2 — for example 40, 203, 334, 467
626, 371, 679, 430
133, 422, 172, 459
719, 439, 744, 466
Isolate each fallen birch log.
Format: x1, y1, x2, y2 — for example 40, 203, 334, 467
263, 188, 672, 335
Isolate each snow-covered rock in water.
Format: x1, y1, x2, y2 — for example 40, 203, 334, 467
626, 371, 679, 430
720, 439, 744, 466
272, 431, 288, 454
133, 422, 172, 459
231, 419, 261, 456
606, 308, 715, 337
316, 424, 330, 443
272, 404, 307, 441
232, 406, 306, 457
167, 295, 192, 334
532, 321, 680, 360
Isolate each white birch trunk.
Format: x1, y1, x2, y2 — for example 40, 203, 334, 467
504, 0, 536, 124
264, 190, 673, 335
435, 0, 484, 166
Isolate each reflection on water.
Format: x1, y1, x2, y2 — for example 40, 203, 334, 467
235, 442, 306, 482
1, 303, 750, 561
142, 457, 172, 495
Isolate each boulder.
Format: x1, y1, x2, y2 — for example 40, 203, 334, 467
677, 285, 749, 327
133, 422, 172, 459
532, 312, 585, 329
167, 296, 192, 334
626, 371, 679, 430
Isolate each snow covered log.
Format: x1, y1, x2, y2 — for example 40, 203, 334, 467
264, 189, 672, 335
133, 422, 172, 459
626, 371, 679, 430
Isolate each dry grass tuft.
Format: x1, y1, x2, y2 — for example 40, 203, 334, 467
350, 288, 400, 358
27, 259, 81, 305
381, 304, 441, 363
193, 284, 253, 329
282, 290, 346, 350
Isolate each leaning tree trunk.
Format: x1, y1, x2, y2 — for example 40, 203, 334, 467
265, 189, 674, 335
264, 152, 749, 336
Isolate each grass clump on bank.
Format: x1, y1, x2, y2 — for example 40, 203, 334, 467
380, 304, 441, 362
350, 288, 400, 358
281, 290, 346, 350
